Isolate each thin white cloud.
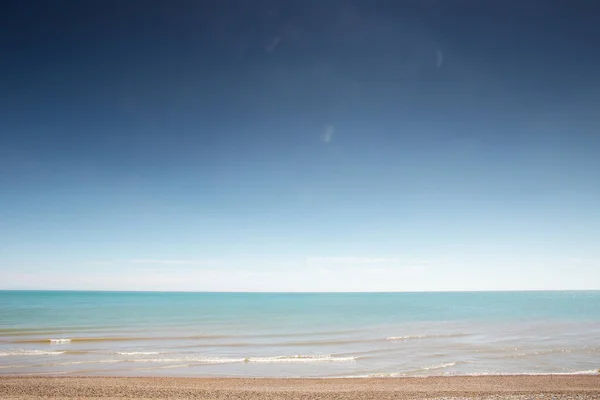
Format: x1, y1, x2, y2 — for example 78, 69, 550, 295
436, 49, 444, 68
566, 257, 584, 264
85, 259, 203, 266
266, 37, 281, 53
85, 260, 116, 266
321, 124, 335, 143
6, 253, 599, 291
130, 259, 198, 265
3, 256, 600, 291
306, 257, 398, 265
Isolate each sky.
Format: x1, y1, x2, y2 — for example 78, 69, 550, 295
1, 0, 599, 291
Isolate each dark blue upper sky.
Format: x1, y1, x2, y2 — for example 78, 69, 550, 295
1, 1, 599, 291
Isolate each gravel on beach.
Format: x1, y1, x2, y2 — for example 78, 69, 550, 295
1, 375, 599, 399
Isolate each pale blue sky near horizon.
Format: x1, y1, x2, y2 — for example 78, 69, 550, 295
1, 1, 599, 291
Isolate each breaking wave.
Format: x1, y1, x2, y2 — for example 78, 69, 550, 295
49, 339, 71, 344
248, 354, 356, 363
386, 335, 427, 341
386, 333, 468, 341
421, 362, 457, 371
0, 349, 65, 357
133, 354, 357, 364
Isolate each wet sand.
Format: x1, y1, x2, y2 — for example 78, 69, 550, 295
1, 375, 599, 399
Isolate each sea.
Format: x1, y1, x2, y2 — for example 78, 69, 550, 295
1, 291, 599, 377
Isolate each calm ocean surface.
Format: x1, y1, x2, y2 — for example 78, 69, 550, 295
1, 291, 599, 377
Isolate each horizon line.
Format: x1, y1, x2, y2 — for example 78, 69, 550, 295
1, 289, 599, 294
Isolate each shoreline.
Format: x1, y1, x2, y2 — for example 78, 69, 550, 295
1, 375, 599, 399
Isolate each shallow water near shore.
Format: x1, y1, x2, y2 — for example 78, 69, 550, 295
1, 290, 599, 377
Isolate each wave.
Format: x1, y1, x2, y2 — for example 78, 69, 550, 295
386, 333, 468, 341
49, 339, 71, 344
386, 335, 427, 341
562, 370, 600, 375
460, 371, 600, 377
136, 357, 243, 364
13, 337, 144, 344
0, 349, 64, 357
52, 359, 122, 366
275, 338, 379, 347
350, 362, 459, 377
248, 355, 356, 363
503, 348, 573, 358
350, 372, 404, 378
12, 334, 269, 344
115, 351, 160, 356
128, 354, 356, 364
178, 338, 381, 349
9, 330, 377, 345
342, 370, 600, 378
0, 353, 356, 365
242, 328, 367, 339
14, 335, 380, 349
420, 362, 457, 371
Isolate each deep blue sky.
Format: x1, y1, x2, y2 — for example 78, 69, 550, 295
1, 0, 599, 291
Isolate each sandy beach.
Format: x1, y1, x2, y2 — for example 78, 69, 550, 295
1, 375, 599, 399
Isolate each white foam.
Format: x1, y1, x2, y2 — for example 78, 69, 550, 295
0, 349, 64, 357
461, 371, 600, 377
386, 335, 427, 341
342, 370, 600, 378
49, 339, 71, 344
507, 348, 573, 358
569, 370, 600, 375
421, 362, 456, 371
137, 357, 243, 364
0, 364, 28, 369
355, 372, 405, 378
191, 357, 243, 364
54, 359, 121, 366
344, 362, 458, 377
116, 351, 160, 356
386, 333, 469, 341
104, 354, 356, 364
247, 355, 356, 363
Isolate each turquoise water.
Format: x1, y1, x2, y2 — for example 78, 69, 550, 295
1, 291, 599, 377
